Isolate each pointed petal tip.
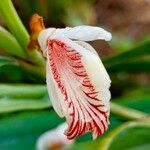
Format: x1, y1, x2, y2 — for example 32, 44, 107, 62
100, 31, 112, 42
105, 32, 112, 41
65, 114, 109, 140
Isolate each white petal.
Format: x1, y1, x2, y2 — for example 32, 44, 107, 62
46, 59, 64, 117
38, 28, 56, 56
46, 37, 110, 139
75, 40, 97, 55
76, 41, 111, 104
36, 123, 74, 150
66, 37, 111, 108
58, 26, 112, 41
81, 45, 111, 92
55, 37, 111, 89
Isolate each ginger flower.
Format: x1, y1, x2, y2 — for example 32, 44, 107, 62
36, 123, 74, 150
29, 14, 112, 140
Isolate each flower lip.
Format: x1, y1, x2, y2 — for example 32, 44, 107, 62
47, 38, 111, 139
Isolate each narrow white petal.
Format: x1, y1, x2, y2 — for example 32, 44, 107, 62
58, 26, 112, 41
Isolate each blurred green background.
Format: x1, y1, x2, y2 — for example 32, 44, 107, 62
0, 0, 150, 150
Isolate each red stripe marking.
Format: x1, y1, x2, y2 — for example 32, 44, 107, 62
47, 39, 109, 139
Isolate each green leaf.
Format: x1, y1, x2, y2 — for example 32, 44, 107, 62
0, 27, 45, 79
124, 87, 150, 98
0, 27, 27, 59
0, 84, 50, 113
0, 0, 29, 50
0, 85, 149, 149
0, 57, 23, 82
98, 118, 150, 150
0, 0, 45, 66
110, 102, 146, 120
0, 98, 50, 113
0, 64, 45, 83
0, 84, 148, 120
107, 60, 150, 73
114, 95, 150, 114
0, 110, 64, 150
0, 65, 25, 83
104, 39, 150, 66
17, 60, 46, 81
0, 84, 47, 99
0, 56, 17, 67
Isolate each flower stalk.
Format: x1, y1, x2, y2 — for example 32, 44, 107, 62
0, 26, 27, 59
0, 0, 29, 50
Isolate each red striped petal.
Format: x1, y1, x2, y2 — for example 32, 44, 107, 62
47, 39, 109, 139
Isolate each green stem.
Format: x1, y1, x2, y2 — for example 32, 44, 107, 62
0, 0, 45, 66
0, 0, 29, 50
110, 102, 146, 120
28, 50, 46, 66
0, 26, 27, 59
0, 26, 46, 77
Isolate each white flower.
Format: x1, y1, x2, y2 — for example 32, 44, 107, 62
38, 26, 112, 139
36, 123, 74, 150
